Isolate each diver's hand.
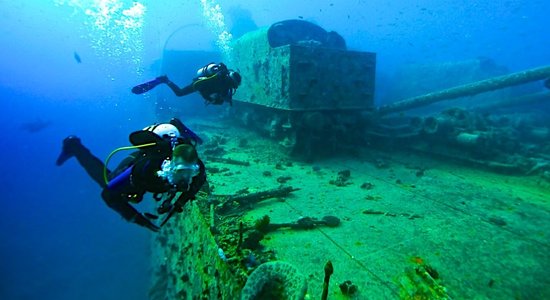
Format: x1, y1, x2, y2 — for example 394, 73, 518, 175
156, 75, 168, 84
134, 213, 160, 232
205, 93, 224, 105
157, 201, 172, 214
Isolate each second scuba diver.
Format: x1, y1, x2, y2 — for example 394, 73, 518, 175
132, 62, 241, 106
56, 118, 206, 232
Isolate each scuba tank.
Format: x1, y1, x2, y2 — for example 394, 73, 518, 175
196, 63, 222, 78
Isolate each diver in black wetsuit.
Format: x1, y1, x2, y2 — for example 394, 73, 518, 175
56, 118, 206, 232
132, 62, 241, 106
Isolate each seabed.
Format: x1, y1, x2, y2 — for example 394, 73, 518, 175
150, 118, 550, 300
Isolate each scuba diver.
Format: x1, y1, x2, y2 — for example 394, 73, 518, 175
55, 118, 206, 232
132, 62, 242, 106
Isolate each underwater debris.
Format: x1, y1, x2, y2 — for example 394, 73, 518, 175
360, 182, 375, 190
362, 209, 423, 220
240, 216, 276, 250
423, 265, 439, 280
364, 195, 383, 201
339, 169, 351, 178
330, 169, 352, 187
339, 280, 358, 296
362, 209, 385, 215
242, 230, 265, 251
488, 216, 507, 227
253, 214, 341, 233
208, 166, 230, 174
321, 215, 341, 227
216, 186, 300, 214
398, 257, 449, 300
277, 175, 292, 183
415, 168, 426, 177
375, 158, 390, 169
207, 156, 251, 166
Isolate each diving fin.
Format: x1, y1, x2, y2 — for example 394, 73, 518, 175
170, 118, 203, 145
56, 136, 82, 166
131, 77, 163, 94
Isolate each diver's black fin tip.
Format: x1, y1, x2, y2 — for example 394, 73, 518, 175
56, 151, 71, 166
56, 135, 81, 166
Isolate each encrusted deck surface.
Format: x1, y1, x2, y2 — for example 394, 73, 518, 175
151, 119, 550, 299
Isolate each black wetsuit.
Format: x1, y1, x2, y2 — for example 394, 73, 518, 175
164, 63, 236, 105
70, 138, 206, 231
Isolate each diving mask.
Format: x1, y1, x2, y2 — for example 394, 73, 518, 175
157, 159, 200, 188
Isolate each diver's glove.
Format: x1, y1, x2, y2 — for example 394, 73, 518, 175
133, 213, 160, 232
157, 200, 172, 214
156, 75, 168, 84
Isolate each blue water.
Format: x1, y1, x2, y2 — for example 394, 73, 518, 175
1, 1, 548, 299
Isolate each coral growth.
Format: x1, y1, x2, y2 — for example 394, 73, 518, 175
241, 261, 308, 300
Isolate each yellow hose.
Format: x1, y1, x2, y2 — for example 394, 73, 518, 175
103, 142, 157, 185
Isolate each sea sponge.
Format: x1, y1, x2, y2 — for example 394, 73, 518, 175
241, 261, 308, 300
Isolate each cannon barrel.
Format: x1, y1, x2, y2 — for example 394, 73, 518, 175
378, 65, 550, 115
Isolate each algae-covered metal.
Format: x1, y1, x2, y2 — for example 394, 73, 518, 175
231, 26, 376, 111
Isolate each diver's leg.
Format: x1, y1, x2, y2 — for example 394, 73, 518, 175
165, 80, 194, 97
56, 136, 108, 187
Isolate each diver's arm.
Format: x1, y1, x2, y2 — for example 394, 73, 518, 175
220, 88, 234, 105
199, 91, 217, 104
101, 190, 159, 232
190, 160, 207, 194
173, 161, 207, 208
